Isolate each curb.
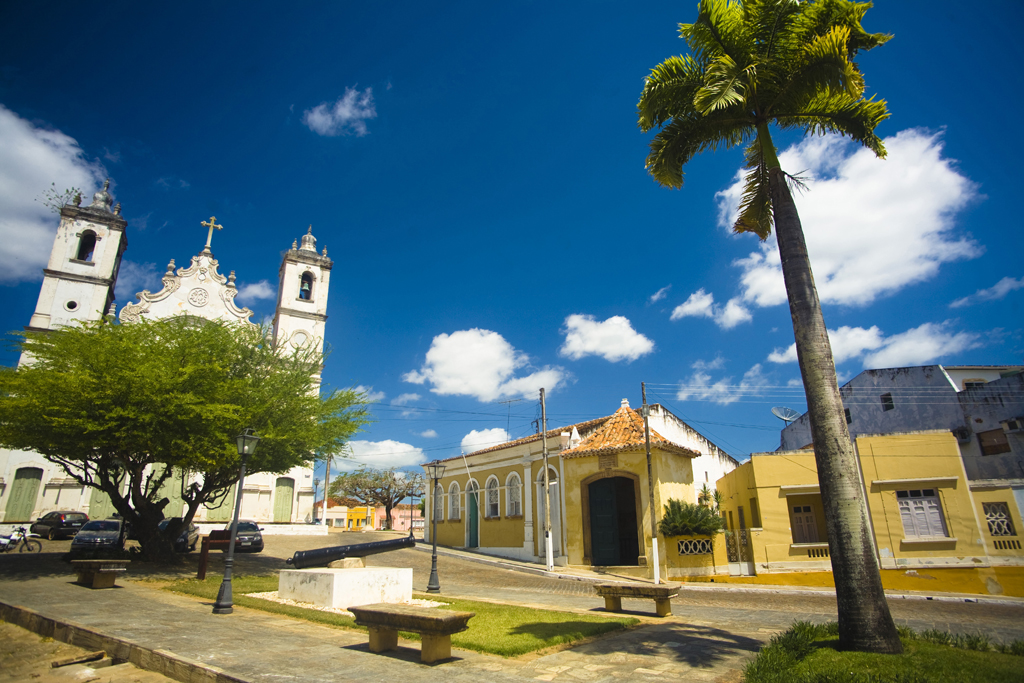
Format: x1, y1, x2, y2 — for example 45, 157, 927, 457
0, 600, 249, 683
413, 543, 1024, 606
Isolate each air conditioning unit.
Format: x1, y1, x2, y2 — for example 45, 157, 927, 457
1004, 419, 1023, 434
953, 427, 972, 444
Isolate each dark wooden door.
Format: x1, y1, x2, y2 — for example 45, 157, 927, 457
589, 478, 620, 566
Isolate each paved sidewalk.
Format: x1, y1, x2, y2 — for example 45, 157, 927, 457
0, 577, 761, 682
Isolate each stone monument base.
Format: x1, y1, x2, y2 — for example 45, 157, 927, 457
279, 568, 413, 609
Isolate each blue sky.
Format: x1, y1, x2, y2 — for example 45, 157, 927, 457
1, 2, 1021, 477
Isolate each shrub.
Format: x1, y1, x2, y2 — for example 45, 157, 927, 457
658, 499, 724, 537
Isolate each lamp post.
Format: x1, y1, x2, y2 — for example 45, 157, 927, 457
313, 477, 321, 522
425, 459, 446, 593
213, 428, 260, 615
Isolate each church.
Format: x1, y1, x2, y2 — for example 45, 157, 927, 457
0, 180, 332, 526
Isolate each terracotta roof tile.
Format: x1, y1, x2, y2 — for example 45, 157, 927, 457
561, 406, 699, 459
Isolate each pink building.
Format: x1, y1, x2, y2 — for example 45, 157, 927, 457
374, 503, 424, 533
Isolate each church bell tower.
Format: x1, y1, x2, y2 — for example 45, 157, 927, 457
272, 226, 332, 365
27, 180, 127, 333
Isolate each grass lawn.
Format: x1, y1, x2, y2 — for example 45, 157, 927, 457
744, 622, 1024, 683
162, 575, 638, 657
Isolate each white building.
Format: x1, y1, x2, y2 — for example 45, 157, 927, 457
0, 181, 334, 525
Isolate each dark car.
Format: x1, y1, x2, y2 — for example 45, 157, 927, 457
29, 511, 89, 540
232, 521, 264, 553
70, 519, 125, 553
159, 518, 199, 553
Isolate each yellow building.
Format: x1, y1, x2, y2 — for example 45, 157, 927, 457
323, 499, 375, 530
716, 430, 1024, 593
423, 399, 736, 577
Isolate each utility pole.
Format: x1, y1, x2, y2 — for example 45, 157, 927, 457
540, 388, 553, 571
642, 382, 660, 584
322, 451, 332, 526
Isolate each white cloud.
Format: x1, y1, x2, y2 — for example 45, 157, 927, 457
950, 276, 1024, 308
0, 105, 106, 283
114, 261, 159, 303
418, 429, 438, 438
461, 428, 510, 454
404, 328, 566, 402
862, 322, 982, 368
670, 289, 752, 329
391, 393, 421, 406
677, 364, 769, 405
692, 356, 725, 371
768, 325, 885, 364
559, 314, 654, 363
649, 285, 671, 303
671, 289, 715, 320
236, 279, 275, 302
336, 440, 426, 471
353, 385, 385, 403
767, 322, 980, 369
715, 129, 980, 309
302, 87, 377, 137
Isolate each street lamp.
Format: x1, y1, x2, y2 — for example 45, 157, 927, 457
425, 459, 446, 594
213, 428, 260, 615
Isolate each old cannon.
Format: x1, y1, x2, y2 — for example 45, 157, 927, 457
285, 532, 417, 569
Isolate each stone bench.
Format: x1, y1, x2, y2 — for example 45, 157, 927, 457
348, 603, 474, 663
594, 581, 680, 617
71, 559, 130, 589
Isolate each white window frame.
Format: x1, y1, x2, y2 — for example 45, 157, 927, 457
506, 472, 522, 517
448, 481, 461, 520
433, 484, 444, 522
897, 489, 948, 539
485, 476, 500, 518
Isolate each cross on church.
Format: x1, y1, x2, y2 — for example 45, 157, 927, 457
201, 216, 223, 250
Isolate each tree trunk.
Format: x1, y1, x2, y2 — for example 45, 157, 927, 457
769, 166, 902, 654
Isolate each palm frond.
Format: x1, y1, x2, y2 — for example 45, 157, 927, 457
645, 112, 754, 188
733, 140, 773, 239
680, 0, 751, 65
638, 54, 706, 131
745, 0, 802, 60
775, 92, 889, 157
765, 24, 863, 115
694, 53, 755, 114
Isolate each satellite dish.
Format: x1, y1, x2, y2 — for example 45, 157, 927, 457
771, 406, 801, 424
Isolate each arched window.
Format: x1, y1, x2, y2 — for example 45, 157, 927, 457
433, 484, 444, 521
299, 272, 314, 300
76, 230, 97, 262
448, 481, 461, 520
486, 477, 500, 518
506, 473, 522, 517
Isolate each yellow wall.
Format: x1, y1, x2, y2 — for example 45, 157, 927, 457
717, 431, 1023, 577
971, 487, 1024, 561
432, 460, 528, 550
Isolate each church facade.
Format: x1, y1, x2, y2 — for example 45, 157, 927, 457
0, 181, 332, 526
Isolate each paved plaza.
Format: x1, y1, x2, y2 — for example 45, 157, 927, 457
1, 532, 1023, 682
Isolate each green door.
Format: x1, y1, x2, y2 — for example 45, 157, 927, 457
274, 477, 294, 522
589, 478, 620, 566
88, 486, 119, 520
155, 466, 185, 518
467, 486, 479, 548
205, 484, 235, 522
5, 467, 43, 522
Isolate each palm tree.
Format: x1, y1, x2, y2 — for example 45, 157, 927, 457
697, 483, 713, 508
638, 0, 900, 654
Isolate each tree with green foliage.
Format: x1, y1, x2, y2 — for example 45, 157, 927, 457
0, 316, 369, 558
328, 467, 424, 530
637, 0, 900, 653
658, 499, 724, 538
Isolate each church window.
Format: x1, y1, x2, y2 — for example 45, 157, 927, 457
299, 272, 314, 300
76, 230, 97, 262
64, 301, 79, 311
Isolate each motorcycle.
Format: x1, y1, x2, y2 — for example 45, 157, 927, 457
0, 526, 42, 553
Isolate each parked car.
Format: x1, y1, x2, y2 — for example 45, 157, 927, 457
29, 511, 88, 540
70, 519, 125, 553
231, 521, 264, 553
159, 518, 199, 553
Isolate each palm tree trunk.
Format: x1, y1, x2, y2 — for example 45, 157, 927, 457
768, 166, 902, 654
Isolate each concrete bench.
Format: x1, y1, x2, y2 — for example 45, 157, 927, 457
348, 603, 475, 663
71, 559, 130, 589
594, 581, 680, 617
